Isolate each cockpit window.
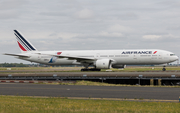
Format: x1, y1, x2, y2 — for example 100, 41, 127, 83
170, 54, 176, 56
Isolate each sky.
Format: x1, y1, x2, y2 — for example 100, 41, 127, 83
0, 0, 180, 64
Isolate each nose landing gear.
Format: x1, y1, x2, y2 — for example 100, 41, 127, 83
162, 66, 166, 71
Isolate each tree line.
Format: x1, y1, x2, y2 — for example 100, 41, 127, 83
0, 63, 29, 67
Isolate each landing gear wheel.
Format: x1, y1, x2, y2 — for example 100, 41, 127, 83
162, 68, 166, 71
81, 69, 101, 71
81, 69, 88, 71
162, 66, 166, 71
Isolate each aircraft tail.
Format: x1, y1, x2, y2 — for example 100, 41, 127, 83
14, 30, 37, 52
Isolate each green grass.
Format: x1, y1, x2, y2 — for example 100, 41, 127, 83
0, 96, 179, 113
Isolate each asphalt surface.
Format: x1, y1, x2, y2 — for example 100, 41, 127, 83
0, 83, 179, 100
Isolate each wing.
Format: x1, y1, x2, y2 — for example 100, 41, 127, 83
58, 55, 96, 62
3, 53, 30, 58
38, 53, 96, 62
53, 54, 115, 63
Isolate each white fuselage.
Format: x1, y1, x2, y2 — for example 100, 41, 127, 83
18, 49, 178, 66
7, 30, 178, 70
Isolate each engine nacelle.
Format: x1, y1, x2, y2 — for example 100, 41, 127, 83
95, 59, 111, 69
112, 64, 126, 69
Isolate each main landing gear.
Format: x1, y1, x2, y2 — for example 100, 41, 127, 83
162, 66, 166, 71
81, 68, 101, 71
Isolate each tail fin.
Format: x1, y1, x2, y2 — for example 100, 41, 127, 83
14, 30, 37, 52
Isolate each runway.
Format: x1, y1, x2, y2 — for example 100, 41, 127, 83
0, 83, 179, 100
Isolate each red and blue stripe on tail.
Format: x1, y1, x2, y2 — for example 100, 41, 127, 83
14, 30, 37, 52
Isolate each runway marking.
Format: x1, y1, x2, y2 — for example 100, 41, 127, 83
0, 86, 177, 93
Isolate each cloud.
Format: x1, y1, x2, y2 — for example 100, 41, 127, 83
0, 0, 27, 20
58, 32, 79, 39
98, 31, 123, 37
142, 34, 179, 41
142, 35, 162, 40
0, 10, 19, 19
75, 9, 94, 19
0, 0, 27, 10
108, 24, 132, 33
1, 0, 180, 64
118, 12, 138, 20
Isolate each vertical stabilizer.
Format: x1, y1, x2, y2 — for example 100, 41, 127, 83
14, 30, 37, 52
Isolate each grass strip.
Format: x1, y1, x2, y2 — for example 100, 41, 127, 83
0, 95, 179, 113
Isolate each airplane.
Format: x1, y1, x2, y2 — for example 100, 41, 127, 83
4, 30, 179, 71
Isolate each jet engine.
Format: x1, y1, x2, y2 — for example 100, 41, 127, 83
95, 59, 111, 69
112, 64, 126, 69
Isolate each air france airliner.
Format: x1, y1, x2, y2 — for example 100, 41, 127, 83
4, 30, 178, 71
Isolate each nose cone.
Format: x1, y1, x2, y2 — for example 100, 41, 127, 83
171, 56, 179, 62
175, 56, 179, 60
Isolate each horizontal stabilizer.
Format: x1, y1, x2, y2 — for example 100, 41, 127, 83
3, 53, 30, 58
